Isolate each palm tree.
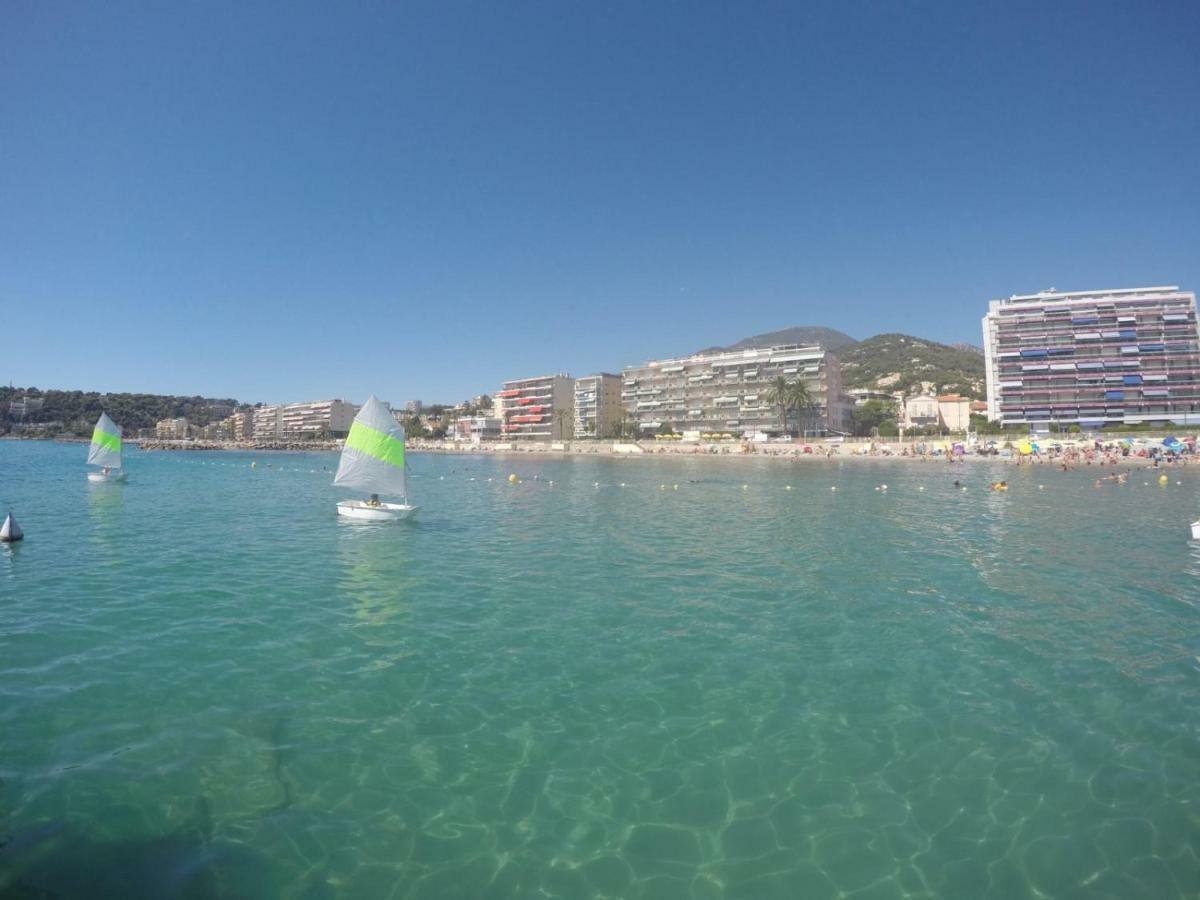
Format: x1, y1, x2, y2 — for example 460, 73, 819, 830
553, 407, 573, 440
787, 379, 815, 437
763, 376, 793, 435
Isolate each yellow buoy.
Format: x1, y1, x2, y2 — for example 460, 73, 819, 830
250, 461, 256, 469
672, 484, 678, 491
1158, 474, 1169, 485
508, 473, 519, 484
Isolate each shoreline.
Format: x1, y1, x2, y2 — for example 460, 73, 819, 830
5, 436, 1191, 469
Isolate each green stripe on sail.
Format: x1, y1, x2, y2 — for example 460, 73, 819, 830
345, 421, 405, 468
92, 428, 121, 453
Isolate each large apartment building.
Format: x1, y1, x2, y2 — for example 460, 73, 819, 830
279, 399, 358, 439
982, 286, 1200, 429
573, 373, 623, 438
620, 345, 848, 436
495, 374, 575, 441
224, 408, 254, 441
253, 405, 283, 440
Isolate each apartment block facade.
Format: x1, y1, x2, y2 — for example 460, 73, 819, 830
279, 399, 358, 439
573, 373, 623, 438
982, 286, 1200, 429
253, 405, 283, 440
495, 374, 575, 441
155, 417, 190, 439
225, 408, 254, 441
620, 345, 848, 436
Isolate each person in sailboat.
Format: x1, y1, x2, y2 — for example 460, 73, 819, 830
367, 494, 381, 508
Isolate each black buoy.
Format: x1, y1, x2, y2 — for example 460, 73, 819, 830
0, 511, 23, 543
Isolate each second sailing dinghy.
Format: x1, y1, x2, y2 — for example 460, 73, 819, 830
333, 396, 418, 521
86, 413, 127, 482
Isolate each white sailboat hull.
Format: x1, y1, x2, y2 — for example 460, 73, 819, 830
337, 500, 418, 522
87, 470, 127, 483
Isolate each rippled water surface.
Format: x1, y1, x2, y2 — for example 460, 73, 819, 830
2, 440, 1200, 898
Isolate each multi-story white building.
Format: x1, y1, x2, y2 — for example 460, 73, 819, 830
279, 399, 358, 439
453, 416, 503, 443
982, 286, 1200, 429
573, 373, 623, 439
225, 408, 254, 441
155, 417, 191, 439
937, 395, 972, 431
620, 345, 848, 436
253, 405, 283, 440
902, 395, 940, 429
199, 421, 231, 441
495, 374, 575, 441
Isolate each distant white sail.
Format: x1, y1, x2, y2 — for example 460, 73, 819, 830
333, 396, 407, 498
87, 413, 122, 469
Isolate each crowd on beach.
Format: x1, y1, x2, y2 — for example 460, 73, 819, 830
133, 433, 1200, 471
405, 435, 1199, 467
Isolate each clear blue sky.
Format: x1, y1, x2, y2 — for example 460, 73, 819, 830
3, 1, 1198, 405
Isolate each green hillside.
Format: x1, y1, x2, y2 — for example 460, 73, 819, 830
838, 334, 985, 398
0, 386, 243, 437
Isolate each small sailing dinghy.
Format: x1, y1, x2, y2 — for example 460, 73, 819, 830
333, 396, 418, 521
0, 512, 22, 543
86, 413, 127, 482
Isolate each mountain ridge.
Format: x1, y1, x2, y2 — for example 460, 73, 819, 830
702, 326, 986, 398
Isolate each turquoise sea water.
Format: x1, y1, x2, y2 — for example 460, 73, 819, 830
2, 439, 1200, 899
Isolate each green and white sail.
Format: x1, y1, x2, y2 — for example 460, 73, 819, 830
333, 396, 407, 498
87, 413, 122, 469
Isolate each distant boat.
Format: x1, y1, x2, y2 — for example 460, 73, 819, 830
1192, 521, 1200, 541
86, 413, 127, 482
333, 396, 417, 521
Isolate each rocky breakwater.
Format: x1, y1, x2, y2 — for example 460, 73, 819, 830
140, 439, 342, 452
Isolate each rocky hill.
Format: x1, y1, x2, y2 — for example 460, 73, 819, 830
838, 334, 985, 398
698, 326, 859, 355
702, 326, 986, 399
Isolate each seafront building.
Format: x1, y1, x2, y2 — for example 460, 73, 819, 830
279, 399, 358, 439
900, 394, 971, 432
224, 408, 254, 440
253, 405, 283, 440
937, 395, 972, 431
573, 374, 623, 438
454, 416, 503, 443
495, 374, 575, 440
620, 345, 848, 436
902, 395, 940, 430
155, 417, 190, 439
982, 286, 1200, 429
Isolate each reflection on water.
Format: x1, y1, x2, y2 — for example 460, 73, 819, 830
336, 521, 416, 633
